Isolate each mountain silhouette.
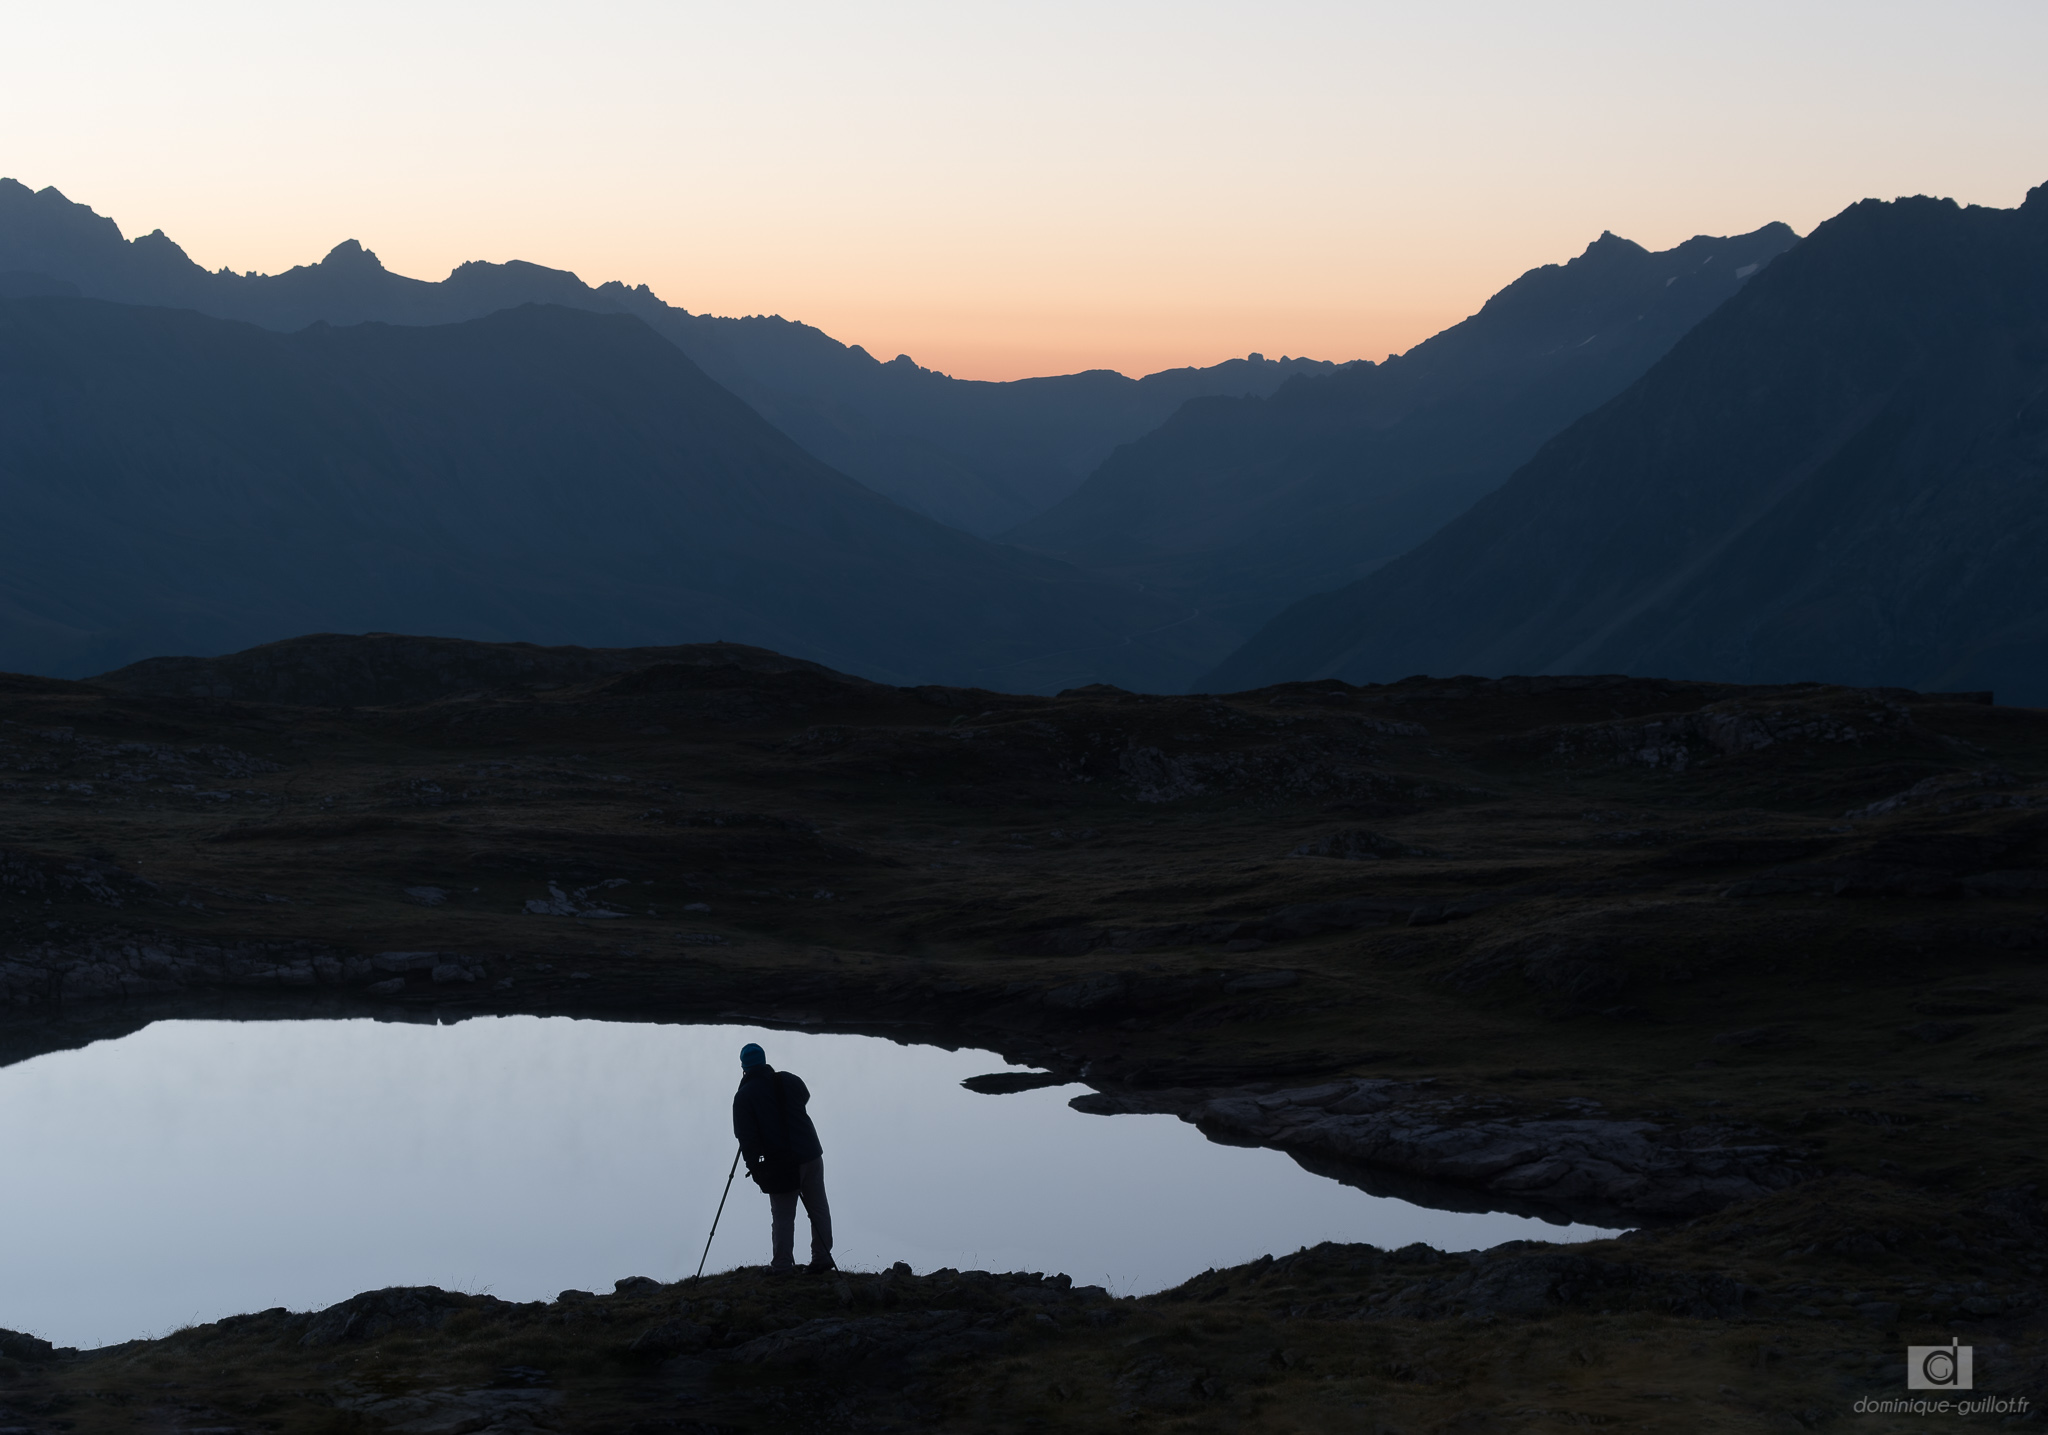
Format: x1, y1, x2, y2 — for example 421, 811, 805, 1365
0, 297, 1224, 689
1205, 185, 2048, 703
1005, 224, 1797, 655
0, 179, 1336, 536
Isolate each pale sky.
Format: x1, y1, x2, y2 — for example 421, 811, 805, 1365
5, 1, 2044, 380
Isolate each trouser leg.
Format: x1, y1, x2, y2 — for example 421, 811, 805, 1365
798, 1157, 832, 1265
769, 1188, 797, 1270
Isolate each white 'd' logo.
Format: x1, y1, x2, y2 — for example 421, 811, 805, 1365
1907, 1339, 1974, 1391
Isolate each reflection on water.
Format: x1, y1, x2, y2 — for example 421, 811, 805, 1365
0, 1017, 1618, 1347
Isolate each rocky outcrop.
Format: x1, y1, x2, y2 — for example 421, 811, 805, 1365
714, 1269, 1111, 1371
1111, 737, 1485, 807
1376, 1250, 1751, 1321
1217, 1248, 1744, 1324
302, 1287, 476, 1346
0, 931, 487, 1006
1176, 1240, 1757, 1325
1075, 1077, 1809, 1225
1538, 694, 1915, 773
0, 1327, 72, 1362
0, 848, 156, 908
961, 1071, 1071, 1095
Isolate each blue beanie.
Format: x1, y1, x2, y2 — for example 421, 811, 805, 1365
739, 1042, 766, 1070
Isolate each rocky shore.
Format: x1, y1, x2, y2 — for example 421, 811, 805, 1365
1075, 1075, 1810, 1224
4, 1184, 2042, 1432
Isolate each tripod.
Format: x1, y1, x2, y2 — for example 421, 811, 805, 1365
693, 1146, 743, 1282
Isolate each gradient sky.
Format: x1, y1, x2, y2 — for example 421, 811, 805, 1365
5, 1, 2045, 380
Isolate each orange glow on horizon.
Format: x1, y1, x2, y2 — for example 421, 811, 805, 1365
2, 2, 2044, 382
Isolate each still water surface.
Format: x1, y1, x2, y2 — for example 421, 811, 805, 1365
0, 1017, 1617, 1347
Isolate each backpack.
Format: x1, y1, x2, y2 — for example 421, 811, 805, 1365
747, 1072, 803, 1195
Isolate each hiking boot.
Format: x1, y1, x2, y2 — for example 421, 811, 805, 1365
807, 1255, 837, 1274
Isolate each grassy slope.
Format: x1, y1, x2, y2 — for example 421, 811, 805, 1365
1, 646, 2044, 1429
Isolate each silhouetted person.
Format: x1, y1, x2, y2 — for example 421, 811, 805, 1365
732, 1042, 833, 1273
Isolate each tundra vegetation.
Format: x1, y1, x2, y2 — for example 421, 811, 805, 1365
1, 634, 2044, 1431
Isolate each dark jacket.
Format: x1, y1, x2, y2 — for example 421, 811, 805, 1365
732, 1066, 823, 1172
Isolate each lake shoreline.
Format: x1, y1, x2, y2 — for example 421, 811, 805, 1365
2, 641, 2045, 1425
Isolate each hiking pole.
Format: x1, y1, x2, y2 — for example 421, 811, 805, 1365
693, 1146, 743, 1283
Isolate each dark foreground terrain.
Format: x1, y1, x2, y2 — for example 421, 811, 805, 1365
2, 633, 2045, 1431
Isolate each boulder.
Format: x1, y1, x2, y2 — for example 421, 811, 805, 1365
301, 1287, 464, 1347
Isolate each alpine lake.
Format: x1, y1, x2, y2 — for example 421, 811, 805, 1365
0, 1016, 1616, 1349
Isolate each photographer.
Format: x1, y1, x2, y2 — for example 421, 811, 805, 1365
731, 1042, 833, 1274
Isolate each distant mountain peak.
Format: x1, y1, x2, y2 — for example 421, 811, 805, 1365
319, 239, 384, 271
133, 229, 195, 262
1, 180, 129, 252
1580, 230, 1649, 261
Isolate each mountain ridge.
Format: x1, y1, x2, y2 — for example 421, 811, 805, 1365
0, 179, 1342, 535
1003, 221, 1798, 653
0, 295, 1225, 690
1204, 184, 2048, 703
